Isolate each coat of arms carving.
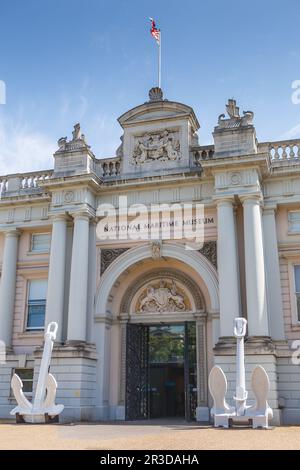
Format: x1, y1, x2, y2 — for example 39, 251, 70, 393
136, 279, 188, 313
130, 130, 181, 165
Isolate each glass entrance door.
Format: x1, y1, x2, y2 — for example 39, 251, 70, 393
125, 322, 197, 421
149, 324, 185, 419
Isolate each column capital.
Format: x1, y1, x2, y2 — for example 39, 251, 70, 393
239, 193, 262, 205
89, 218, 98, 227
49, 212, 70, 223
213, 195, 236, 207
2, 228, 21, 238
70, 210, 93, 222
263, 204, 278, 215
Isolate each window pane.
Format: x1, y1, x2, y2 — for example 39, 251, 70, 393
297, 294, 300, 322
27, 302, 46, 329
15, 369, 33, 381
31, 233, 51, 252
149, 325, 185, 363
295, 266, 300, 292
28, 279, 47, 301
14, 369, 33, 394
289, 212, 300, 232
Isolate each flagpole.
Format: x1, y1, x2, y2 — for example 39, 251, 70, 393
158, 31, 161, 88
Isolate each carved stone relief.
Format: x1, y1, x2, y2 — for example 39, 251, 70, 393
100, 248, 129, 275
151, 240, 162, 260
56, 123, 90, 152
130, 130, 181, 165
120, 268, 204, 314
217, 99, 254, 129
136, 279, 188, 313
199, 241, 217, 269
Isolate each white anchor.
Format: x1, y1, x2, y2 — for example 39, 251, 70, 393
209, 317, 273, 429
10, 322, 64, 423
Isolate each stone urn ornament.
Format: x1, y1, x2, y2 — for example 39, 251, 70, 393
10, 322, 64, 423
208, 317, 273, 429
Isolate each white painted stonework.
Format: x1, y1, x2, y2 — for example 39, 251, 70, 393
0, 90, 300, 424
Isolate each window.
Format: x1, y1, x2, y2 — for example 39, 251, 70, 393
26, 279, 47, 330
294, 266, 300, 322
31, 233, 51, 253
288, 211, 300, 233
13, 369, 33, 396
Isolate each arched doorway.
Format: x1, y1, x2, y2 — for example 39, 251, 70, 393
93, 243, 219, 422
121, 269, 205, 421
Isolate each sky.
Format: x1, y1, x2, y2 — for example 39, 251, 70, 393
1, 0, 300, 174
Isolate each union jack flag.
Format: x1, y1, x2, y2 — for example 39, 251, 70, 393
149, 18, 160, 45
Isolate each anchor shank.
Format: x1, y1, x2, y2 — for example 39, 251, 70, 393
33, 322, 57, 410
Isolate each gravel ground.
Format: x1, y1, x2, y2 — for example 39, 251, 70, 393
0, 420, 300, 450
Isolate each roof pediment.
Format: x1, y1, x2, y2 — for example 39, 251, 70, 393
118, 99, 200, 131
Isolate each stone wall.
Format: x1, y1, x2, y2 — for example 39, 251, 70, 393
277, 356, 300, 424
33, 345, 98, 423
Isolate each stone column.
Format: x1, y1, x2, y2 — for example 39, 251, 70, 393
86, 220, 97, 343
262, 206, 285, 340
216, 198, 241, 338
67, 212, 90, 343
0, 229, 20, 347
242, 195, 269, 337
45, 214, 68, 342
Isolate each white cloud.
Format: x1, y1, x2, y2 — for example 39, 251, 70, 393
280, 122, 300, 140
0, 116, 55, 175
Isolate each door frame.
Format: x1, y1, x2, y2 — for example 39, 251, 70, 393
125, 320, 199, 421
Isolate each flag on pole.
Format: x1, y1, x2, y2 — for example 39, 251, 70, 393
149, 18, 160, 45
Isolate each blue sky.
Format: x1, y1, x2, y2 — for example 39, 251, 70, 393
1, 0, 300, 173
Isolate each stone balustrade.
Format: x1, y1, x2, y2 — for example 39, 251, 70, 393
193, 146, 215, 165
267, 139, 300, 164
2, 139, 300, 198
97, 157, 121, 177
0, 170, 53, 197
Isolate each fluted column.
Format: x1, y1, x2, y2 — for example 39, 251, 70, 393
242, 195, 269, 337
0, 229, 20, 347
217, 198, 241, 338
67, 212, 90, 342
45, 214, 68, 342
262, 206, 285, 340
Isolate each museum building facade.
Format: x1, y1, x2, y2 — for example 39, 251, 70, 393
0, 87, 299, 425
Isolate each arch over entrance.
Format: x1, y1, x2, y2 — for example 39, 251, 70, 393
93, 242, 219, 422
95, 242, 219, 316
120, 267, 205, 315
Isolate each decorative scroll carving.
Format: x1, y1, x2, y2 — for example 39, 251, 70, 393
100, 248, 129, 275
137, 279, 187, 313
130, 130, 181, 165
199, 241, 217, 269
116, 135, 124, 158
151, 240, 162, 260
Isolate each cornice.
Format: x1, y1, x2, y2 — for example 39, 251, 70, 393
201, 152, 270, 177
39, 173, 102, 193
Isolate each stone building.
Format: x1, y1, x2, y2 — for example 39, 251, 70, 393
0, 88, 299, 424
